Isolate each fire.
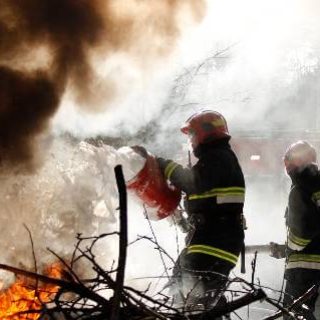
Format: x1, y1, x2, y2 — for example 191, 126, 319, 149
0, 262, 63, 320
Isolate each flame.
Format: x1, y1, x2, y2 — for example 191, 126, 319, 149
0, 262, 63, 320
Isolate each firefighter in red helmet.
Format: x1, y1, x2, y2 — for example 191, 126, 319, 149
157, 110, 246, 309
282, 140, 320, 320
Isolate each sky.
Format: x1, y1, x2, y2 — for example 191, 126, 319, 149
1, 0, 320, 316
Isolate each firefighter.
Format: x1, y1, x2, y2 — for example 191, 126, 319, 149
283, 140, 320, 320
156, 110, 246, 309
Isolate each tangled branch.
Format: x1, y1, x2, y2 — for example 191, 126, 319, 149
0, 165, 312, 320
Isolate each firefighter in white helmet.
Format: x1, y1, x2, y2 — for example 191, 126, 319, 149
156, 110, 246, 310
283, 140, 320, 320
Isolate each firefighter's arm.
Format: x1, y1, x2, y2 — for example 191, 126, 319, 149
156, 157, 196, 194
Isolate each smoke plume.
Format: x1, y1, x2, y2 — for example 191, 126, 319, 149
0, 67, 60, 169
0, 0, 206, 170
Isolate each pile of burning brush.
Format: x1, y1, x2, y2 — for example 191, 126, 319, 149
0, 166, 312, 320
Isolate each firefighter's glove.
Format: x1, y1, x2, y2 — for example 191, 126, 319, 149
131, 145, 148, 158
269, 242, 286, 259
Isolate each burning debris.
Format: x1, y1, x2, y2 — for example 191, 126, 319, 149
0, 166, 257, 319
0, 139, 185, 317
0, 166, 312, 320
0, 262, 64, 320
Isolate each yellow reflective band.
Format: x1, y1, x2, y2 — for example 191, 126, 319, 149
287, 261, 320, 270
187, 244, 238, 265
312, 191, 320, 201
289, 254, 320, 264
164, 161, 179, 180
312, 191, 320, 206
287, 238, 305, 251
188, 187, 245, 201
288, 230, 311, 247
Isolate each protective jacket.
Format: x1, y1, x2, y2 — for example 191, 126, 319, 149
157, 139, 245, 270
286, 164, 320, 270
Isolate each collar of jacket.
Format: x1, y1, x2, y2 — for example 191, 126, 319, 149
193, 137, 231, 158
289, 163, 319, 187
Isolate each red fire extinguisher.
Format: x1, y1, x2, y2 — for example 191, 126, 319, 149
126, 147, 181, 220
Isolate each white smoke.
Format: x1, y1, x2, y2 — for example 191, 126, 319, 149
0, 138, 182, 297
51, 0, 320, 139
0, 140, 117, 270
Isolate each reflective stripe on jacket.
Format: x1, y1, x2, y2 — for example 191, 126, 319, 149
188, 186, 245, 204
287, 229, 311, 251
287, 253, 320, 270
187, 244, 239, 265
286, 165, 320, 271
157, 139, 245, 265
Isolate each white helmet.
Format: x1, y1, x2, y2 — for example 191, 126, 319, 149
284, 140, 317, 174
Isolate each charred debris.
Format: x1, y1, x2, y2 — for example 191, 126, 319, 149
0, 166, 314, 320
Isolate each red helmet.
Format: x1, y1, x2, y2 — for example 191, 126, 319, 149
180, 110, 230, 149
284, 140, 317, 174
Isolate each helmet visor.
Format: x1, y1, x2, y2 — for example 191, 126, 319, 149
180, 124, 189, 134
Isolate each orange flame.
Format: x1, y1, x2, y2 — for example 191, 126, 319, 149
0, 262, 63, 320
